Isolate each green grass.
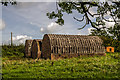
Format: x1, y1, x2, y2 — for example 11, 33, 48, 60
2, 52, 120, 79
2, 44, 25, 57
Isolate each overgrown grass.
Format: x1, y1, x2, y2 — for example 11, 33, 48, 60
2, 44, 25, 58
2, 52, 120, 79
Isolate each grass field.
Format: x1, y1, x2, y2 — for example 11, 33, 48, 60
2, 52, 120, 79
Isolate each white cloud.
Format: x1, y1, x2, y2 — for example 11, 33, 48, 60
47, 22, 59, 31
30, 22, 41, 27
40, 22, 62, 33
0, 19, 5, 30
105, 21, 115, 28
88, 27, 94, 34
40, 27, 44, 32
77, 32, 81, 35
16, 0, 56, 2
87, 18, 116, 34
103, 18, 115, 28
12, 35, 32, 45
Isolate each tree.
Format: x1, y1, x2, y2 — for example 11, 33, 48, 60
47, 1, 120, 30
0, 0, 16, 6
89, 24, 120, 52
90, 29, 109, 37
90, 24, 120, 41
108, 24, 120, 41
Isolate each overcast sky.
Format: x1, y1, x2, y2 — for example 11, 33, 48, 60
0, 2, 115, 45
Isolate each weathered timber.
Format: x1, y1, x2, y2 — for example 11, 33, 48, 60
42, 34, 105, 59
31, 39, 42, 59
25, 40, 33, 57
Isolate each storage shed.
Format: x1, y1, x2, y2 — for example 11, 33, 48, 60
106, 46, 114, 52
25, 40, 33, 57
42, 34, 105, 59
31, 39, 42, 59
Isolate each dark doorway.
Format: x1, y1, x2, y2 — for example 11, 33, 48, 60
39, 41, 42, 51
109, 48, 112, 52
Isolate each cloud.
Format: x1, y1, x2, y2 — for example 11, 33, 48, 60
0, 19, 5, 30
87, 18, 116, 34
88, 27, 94, 34
15, 0, 56, 2
47, 22, 59, 31
103, 18, 115, 28
40, 27, 44, 32
30, 22, 41, 27
40, 22, 62, 33
12, 35, 32, 45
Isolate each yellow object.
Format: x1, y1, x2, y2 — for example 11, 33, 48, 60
106, 47, 114, 52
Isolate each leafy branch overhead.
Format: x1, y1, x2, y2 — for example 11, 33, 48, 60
47, 1, 120, 31
1, 0, 17, 6
90, 24, 120, 52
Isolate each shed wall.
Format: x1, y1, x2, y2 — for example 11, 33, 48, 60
31, 39, 42, 59
42, 34, 51, 59
42, 34, 105, 59
25, 40, 33, 57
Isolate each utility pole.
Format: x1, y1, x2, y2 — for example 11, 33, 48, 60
11, 32, 13, 47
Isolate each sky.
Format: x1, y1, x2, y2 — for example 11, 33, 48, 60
0, 2, 116, 45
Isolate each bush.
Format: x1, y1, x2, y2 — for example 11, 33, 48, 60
2, 44, 25, 57
99, 36, 120, 52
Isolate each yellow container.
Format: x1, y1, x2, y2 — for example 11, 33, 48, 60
106, 47, 114, 52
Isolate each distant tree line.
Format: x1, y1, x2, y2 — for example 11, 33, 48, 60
90, 24, 120, 52
2, 44, 25, 57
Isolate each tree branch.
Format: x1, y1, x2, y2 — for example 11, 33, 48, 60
88, 11, 94, 17
101, 15, 115, 22
73, 15, 85, 22
56, 1, 59, 12
78, 17, 87, 30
